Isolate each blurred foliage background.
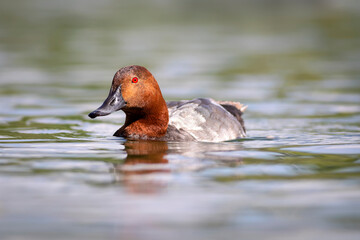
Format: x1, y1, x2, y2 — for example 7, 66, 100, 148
1, 0, 359, 82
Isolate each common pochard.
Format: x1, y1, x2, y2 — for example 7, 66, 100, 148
88, 65, 246, 142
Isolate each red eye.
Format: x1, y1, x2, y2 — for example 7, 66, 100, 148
132, 77, 138, 83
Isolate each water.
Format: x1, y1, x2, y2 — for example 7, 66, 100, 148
1, 0, 360, 239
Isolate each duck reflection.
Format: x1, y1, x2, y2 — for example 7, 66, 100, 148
114, 140, 170, 194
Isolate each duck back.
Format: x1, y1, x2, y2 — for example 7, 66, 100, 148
164, 98, 246, 142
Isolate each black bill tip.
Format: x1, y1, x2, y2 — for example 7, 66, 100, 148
88, 109, 112, 119
88, 111, 100, 119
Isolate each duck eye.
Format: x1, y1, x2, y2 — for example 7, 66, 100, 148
132, 77, 138, 83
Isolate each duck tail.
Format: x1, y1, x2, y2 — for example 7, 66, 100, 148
217, 101, 247, 133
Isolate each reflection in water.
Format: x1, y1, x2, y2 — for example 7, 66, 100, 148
114, 140, 170, 194
113, 140, 247, 194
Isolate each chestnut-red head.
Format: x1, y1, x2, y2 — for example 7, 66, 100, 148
89, 65, 166, 118
88, 66, 169, 138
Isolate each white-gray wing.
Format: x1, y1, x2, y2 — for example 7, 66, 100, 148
166, 98, 246, 142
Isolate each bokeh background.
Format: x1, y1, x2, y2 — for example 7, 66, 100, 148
0, 0, 360, 240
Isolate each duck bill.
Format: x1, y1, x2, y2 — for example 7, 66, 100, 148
88, 85, 126, 119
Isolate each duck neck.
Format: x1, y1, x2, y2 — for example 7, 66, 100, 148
114, 99, 169, 139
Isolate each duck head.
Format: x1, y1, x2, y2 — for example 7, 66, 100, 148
88, 65, 169, 138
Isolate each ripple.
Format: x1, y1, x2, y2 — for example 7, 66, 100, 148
201, 164, 313, 177
283, 144, 360, 155
17, 129, 73, 134
207, 150, 283, 160
31, 117, 83, 125
31, 160, 111, 172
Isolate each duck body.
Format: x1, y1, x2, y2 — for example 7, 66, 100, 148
164, 98, 246, 141
88, 65, 246, 142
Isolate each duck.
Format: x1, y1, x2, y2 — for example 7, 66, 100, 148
88, 65, 246, 142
